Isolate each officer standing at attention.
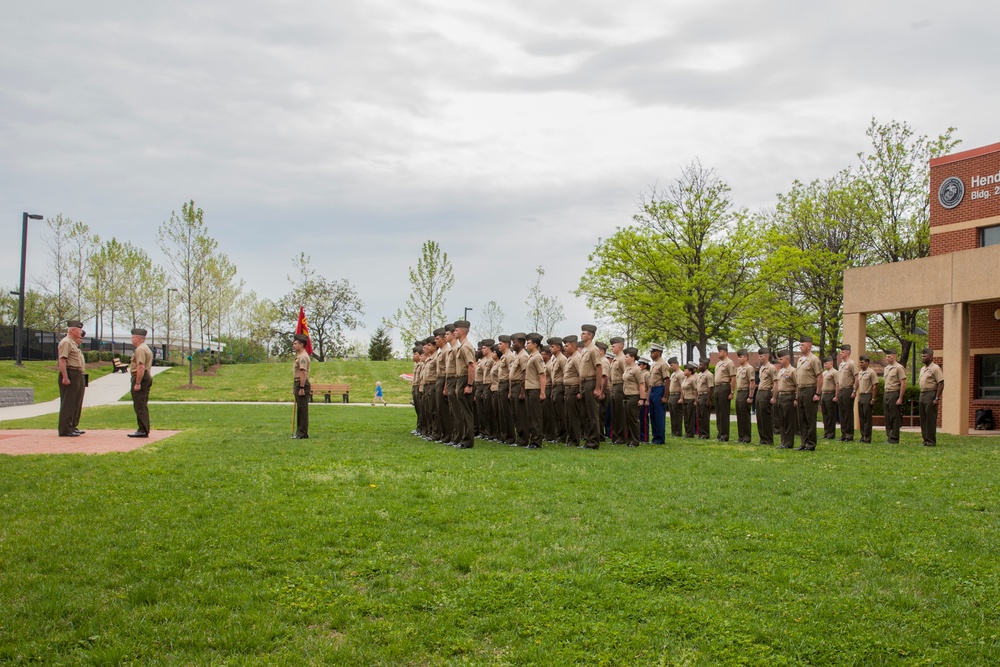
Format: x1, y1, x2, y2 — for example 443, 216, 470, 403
856, 354, 877, 443
291, 333, 311, 439
882, 348, 907, 444
509, 333, 530, 447
523, 333, 547, 449
667, 357, 684, 438
755, 348, 777, 446
647, 344, 666, 443
714, 344, 736, 442
496, 335, 514, 445
734, 349, 754, 443
794, 336, 822, 451
833, 344, 859, 442
696, 358, 714, 439
579, 324, 604, 449
681, 363, 698, 438
451, 320, 476, 448
128, 327, 154, 438
57, 319, 87, 437
547, 337, 567, 443
820, 356, 838, 440
918, 348, 944, 447
621, 347, 646, 446
772, 350, 798, 449
561, 335, 583, 447
609, 337, 627, 444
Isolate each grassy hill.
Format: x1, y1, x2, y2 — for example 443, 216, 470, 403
0, 360, 115, 403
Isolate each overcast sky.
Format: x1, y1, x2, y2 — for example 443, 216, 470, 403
3, 0, 999, 347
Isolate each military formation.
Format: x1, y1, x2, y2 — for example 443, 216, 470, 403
407, 324, 947, 451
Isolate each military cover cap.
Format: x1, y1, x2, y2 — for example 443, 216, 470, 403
413, 345, 423, 353
859, 353, 870, 362
610, 336, 625, 345
840, 343, 852, 351
131, 327, 147, 336
481, 338, 495, 347
454, 320, 471, 329
511, 332, 527, 341
425, 337, 436, 345
799, 335, 813, 343
66, 319, 84, 328
667, 356, 679, 364
777, 349, 791, 358
737, 349, 748, 357
685, 363, 696, 371
884, 348, 897, 355
826, 355, 837, 363
498, 334, 512, 343
922, 347, 934, 356
581, 324, 597, 334
562, 334, 578, 344
638, 356, 651, 365
293, 333, 309, 344
650, 343, 664, 352
605, 351, 615, 360
444, 323, 455, 332
527, 332, 543, 344
547, 337, 563, 346
596, 341, 608, 351
624, 346, 638, 357
758, 347, 770, 356
717, 343, 728, 351
433, 328, 446, 337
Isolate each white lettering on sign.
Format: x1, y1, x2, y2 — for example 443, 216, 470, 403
971, 170, 1000, 188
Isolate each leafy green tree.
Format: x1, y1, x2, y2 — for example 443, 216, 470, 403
368, 326, 393, 361
389, 240, 454, 344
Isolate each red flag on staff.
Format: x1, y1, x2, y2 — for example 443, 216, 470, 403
295, 306, 313, 356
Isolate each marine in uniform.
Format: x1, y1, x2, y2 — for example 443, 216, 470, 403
56, 319, 87, 437
422, 337, 440, 439
562, 335, 583, 447
637, 356, 651, 441
918, 348, 944, 447
621, 347, 645, 446
794, 336, 822, 451
451, 320, 476, 448
714, 344, 736, 442
681, 364, 698, 438
410, 345, 423, 436
599, 343, 612, 440
609, 337, 626, 444
856, 354, 877, 443
488, 344, 502, 440
882, 348, 907, 444
510, 333, 529, 447
496, 335, 515, 444
523, 333, 547, 448
834, 344, 859, 442
579, 324, 604, 449
667, 357, 684, 438
292, 333, 311, 439
128, 327, 154, 438
647, 344, 666, 443
734, 349, 754, 443
547, 337, 566, 443
432, 328, 451, 443
820, 356, 838, 440
755, 348, 777, 446
773, 350, 798, 449
696, 359, 714, 439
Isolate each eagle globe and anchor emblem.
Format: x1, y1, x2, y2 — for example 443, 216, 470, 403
938, 176, 964, 209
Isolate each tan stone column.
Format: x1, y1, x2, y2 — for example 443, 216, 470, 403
941, 302, 970, 435
841, 311, 866, 431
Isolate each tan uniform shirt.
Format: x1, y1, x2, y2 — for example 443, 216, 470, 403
509, 348, 528, 383
649, 359, 666, 387
735, 363, 753, 391
550, 354, 565, 385
129, 342, 153, 375
714, 356, 735, 389
414, 361, 424, 390
668, 368, 684, 394
796, 352, 823, 389
293, 351, 311, 380
919, 363, 944, 392
424, 351, 439, 384
435, 347, 447, 379
623, 365, 643, 396
601, 357, 611, 388
837, 358, 859, 391
611, 354, 626, 385
58, 335, 85, 370
642, 367, 651, 392
776, 365, 797, 393
563, 351, 581, 385
696, 369, 714, 395
821, 369, 837, 393
455, 339, 476, 379
524, 351, 545, 390
857, 368, 877, 395
883, 362, 907, 392
757, 362, 777, 392
579, 343, 602, 380
475, 357, 486, 384
681, 374, 698, 400
489, 360, 500, 391
497, 350, 514, 384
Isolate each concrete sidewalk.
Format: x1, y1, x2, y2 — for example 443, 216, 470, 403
0, 367, 171, 422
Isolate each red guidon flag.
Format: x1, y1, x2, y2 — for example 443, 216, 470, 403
295, 306, 313, 356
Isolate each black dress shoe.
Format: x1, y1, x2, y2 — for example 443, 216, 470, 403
777, 444, 793, 449
128, 432, 149, 438
527, 444, 540, 449
59, 432, 81, 437
795, 445, 806, 450
73, 430, 86, 435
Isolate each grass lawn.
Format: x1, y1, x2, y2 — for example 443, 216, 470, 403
0, 360, 115, 403
151, 360, 414, 403
2, 406, 999, 665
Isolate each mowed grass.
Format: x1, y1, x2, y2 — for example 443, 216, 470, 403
150, 360, 414, 403
2, 406, 1000, 665
0, 360, 114, 403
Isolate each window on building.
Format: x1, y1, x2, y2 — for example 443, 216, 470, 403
979, 355, 1000, 399
983, 225, 1000, 247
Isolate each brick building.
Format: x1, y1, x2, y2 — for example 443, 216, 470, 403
841, 141, 1000, 434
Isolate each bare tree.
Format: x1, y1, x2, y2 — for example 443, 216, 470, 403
525, 266, 565, 338
390, 240, 454, 345
474, 300, 506, 340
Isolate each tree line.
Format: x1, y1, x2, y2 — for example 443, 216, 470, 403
576, 118, 959, 368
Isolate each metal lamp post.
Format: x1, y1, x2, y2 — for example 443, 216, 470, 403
15, 212, 44, 366
463, 307, 472, 321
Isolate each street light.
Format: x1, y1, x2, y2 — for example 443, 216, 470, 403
463, 307, 473, 321
166, 287, 179, 362
14, 212, 44, 366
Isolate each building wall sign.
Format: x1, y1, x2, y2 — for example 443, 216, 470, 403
938, 176, 965, 209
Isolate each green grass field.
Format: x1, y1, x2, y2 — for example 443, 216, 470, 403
2, 403, 999, 665
0, 361, 115, 403
149, 360, 414, 403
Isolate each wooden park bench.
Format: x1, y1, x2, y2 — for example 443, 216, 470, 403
311, 383, 350, 403
112, 357, 130, 373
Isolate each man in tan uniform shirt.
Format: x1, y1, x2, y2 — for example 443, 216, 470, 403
918, 348, 944, 447
579, 324, 604, 449
714, 344, 736, 442
856, 354, 877, 443
509, 333, 529, 447
681, 364, 698, 438
609, 337, 626, 444
773, 350, 798, 449
292, 333, 311, 439
794, 336, 823, 451
547, 337, 567, 443
820, 356, 838, 440
451, 320, 477, 448
57, 319, 87, 437
129, 327, 154, 437
734, 349, 754, 443
523, 333, 547, 448
882, 348, 907, 444
755, 348, 777, 446
496, 335, 515, 444
834, 344, 860, 442
667, 357, 685, 438
696, 359, 714, 439
647, 344, 667, 443
562, 335, 583, 447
